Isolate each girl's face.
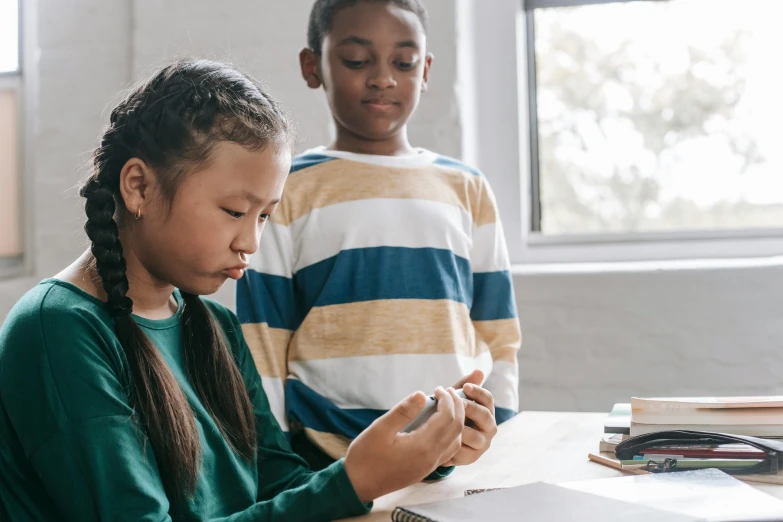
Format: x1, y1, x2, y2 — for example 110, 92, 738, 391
130, 141, 290, 295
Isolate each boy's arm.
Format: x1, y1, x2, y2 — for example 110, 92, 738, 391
236, 216, 297, 433
471, 179, 521, 424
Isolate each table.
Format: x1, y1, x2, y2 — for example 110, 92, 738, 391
342, 411, 783, 521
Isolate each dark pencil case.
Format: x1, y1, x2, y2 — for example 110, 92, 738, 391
615, 430, 783, 475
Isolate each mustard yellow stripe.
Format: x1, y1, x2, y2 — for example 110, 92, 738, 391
475, 178, 499, 228
304, 428, 351, 460
473, 318, 522, 364
241, 323, 292, 379
274, 160, 495, 227
289, 299, 488, 362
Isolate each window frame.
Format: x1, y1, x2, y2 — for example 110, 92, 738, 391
0, 0, 21, 77
465, 0, 783, 265
0, 0, 27, 278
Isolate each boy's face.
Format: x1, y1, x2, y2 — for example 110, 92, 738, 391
301, 2, 432, 143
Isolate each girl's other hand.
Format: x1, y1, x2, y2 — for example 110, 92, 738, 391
343, 387, 465, 503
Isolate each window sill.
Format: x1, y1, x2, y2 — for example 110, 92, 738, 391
509, 228, 783, 265
527, 227, 783, 247
511, 254, 783, 276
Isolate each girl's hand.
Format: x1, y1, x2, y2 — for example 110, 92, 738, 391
343, 387, 465, 503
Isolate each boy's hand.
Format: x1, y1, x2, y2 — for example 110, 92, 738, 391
441, 370, 498, 467
344, 387, 465, 503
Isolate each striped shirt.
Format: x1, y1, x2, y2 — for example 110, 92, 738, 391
236, 147, 521, 460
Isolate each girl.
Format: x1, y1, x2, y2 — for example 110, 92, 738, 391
0, 59, 466, 521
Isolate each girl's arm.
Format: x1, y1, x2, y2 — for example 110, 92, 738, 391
1, 302, 368, 522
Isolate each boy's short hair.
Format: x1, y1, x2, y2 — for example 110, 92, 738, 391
307, 0, 429, 55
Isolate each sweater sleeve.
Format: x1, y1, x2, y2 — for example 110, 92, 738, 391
470, 178, 521, 424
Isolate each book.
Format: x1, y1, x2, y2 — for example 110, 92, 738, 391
630, 422, 783, 438
605, 402, 631, 434
561, 468, 783, 521
631, 396, 783, 435
632, 396, 783, 410
391, 481, 699, 521
632, 409, 783, 426
599, 433, 628, 452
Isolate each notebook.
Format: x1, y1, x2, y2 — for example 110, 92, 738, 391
391, 481, 700, 521
605, 402, 631, 434
561, 468, 783, 522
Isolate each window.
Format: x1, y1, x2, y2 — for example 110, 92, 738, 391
526, 0, 783, 237
0, 0, 22, 267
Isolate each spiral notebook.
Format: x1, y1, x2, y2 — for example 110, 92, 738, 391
391, 481, 699, 522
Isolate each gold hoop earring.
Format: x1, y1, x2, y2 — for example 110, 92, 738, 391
135, 207, 141, 220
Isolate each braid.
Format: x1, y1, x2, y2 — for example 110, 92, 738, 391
79, 59, 290, 500
80, 178, 132, 317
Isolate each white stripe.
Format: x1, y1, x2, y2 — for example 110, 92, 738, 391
304, 146, 439, 168
471, 222, 511, 273
249, 222, 293, 278
259, 376, 289, 432
288, 352, 494, 411
483, 361, 519, 411
290, 198, 473, 272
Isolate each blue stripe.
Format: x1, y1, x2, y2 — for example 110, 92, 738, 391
471, 270, 517, 321
290, 153, 337, 173
286, 379, 385, 438
236, 269, 300, 330
294, 247, 472, 313
434, 155, 482, 177
496, 407, 517, 425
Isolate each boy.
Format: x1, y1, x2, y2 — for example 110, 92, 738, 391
237, 0, 520, 474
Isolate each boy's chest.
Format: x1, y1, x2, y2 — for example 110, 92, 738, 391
290, 195, 474, 272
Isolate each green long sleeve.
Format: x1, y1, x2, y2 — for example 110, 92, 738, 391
0, 279, 371, 521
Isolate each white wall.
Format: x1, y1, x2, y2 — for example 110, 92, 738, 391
3, 0, 782, 413
0, 0, 132, 313
515, 263, 783, 411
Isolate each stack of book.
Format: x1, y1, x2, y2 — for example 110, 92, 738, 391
593, 396, 783, 483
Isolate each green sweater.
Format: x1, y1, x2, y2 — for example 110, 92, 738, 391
0, 279, 371, 521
